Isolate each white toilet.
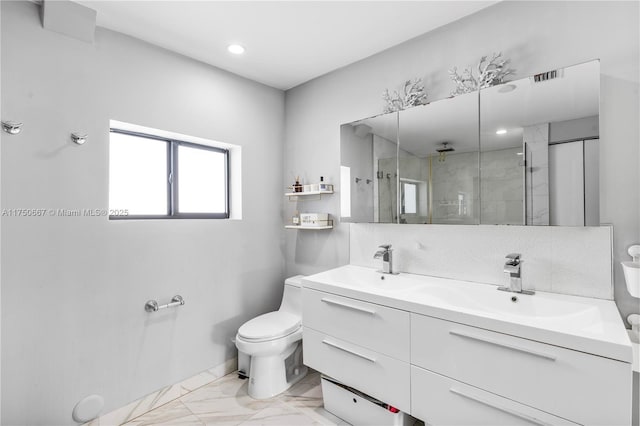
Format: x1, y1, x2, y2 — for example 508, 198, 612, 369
235, 275, 308, 399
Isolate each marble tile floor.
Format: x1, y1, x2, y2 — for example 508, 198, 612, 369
123, 370, 351, 426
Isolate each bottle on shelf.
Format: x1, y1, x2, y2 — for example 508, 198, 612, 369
294, 177, 303, 193
292, 210, 300, 226
319, 176, 330, 192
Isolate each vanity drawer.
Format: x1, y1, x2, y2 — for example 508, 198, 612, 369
303, 327, 410, 413
411, 365, 578, 426
302, 288, 410, 361
411, 313, 631, 425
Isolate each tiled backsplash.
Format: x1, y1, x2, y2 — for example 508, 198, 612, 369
350, 223, 613, 299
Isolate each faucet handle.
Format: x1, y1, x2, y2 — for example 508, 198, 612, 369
505, 253, 521, 264
378, 244, 392, 251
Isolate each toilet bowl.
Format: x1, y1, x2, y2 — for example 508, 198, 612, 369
235, 275, 308, 399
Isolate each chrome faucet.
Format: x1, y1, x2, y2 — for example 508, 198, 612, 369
374, 244, 397, 274
498, 253, 534, 295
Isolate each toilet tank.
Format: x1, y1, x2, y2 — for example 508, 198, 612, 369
279, 275, 305, 315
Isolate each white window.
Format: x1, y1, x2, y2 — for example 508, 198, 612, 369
340, 166, 352, 218
401, 182, 417, 215
109, 129, 229, 219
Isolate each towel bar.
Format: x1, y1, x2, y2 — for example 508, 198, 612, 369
145, 295, 184, 312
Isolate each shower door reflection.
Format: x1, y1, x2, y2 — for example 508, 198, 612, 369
397, 91, 480, 224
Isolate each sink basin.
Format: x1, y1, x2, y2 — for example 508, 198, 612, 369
309, 265, 601, 327
410, 280, 603, 330
303, 264, 632, 363
310, 265, 424, 293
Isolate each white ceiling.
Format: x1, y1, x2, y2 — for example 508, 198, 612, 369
73, 1, 497, 90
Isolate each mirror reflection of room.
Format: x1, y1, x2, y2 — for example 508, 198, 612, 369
341, 59, 600, 227
340, 112, 399, 223
480, 60, 600, 226
398, 91, 480, 224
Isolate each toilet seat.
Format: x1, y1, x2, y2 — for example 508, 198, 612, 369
238, 311, 301, 343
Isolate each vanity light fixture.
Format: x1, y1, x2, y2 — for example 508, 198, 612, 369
227, 44, 245, 55
496, 129, 507, 135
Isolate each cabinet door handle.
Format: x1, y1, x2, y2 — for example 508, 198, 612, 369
321, 298, 376, 315
449, 388, 550, 426
322, 339, 377, 363
449, 330, 557, 361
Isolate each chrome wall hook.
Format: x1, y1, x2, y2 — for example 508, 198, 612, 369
71, 132, 87, 145
2, 121, 23, 135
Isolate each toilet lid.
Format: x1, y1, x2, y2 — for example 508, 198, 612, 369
238, 311, 301, 342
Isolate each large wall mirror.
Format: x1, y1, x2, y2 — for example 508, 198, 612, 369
340, 59, 600, 226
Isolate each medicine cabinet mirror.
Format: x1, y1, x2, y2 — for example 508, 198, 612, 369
340, 59, 600, 226
340, 111, 399, 223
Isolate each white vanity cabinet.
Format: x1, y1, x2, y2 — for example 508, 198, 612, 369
301, 266, 632, 426
302, 288, 411, 412
411, 313, 631, 425
411, 366, 579, 426
302, 287, 410, 360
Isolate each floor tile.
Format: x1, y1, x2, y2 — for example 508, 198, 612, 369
291, 406, 345, 426
281, 378, 324, 409
130, 369, 354, 426
123, 400, 203, 426
239, 402, 321, 426
180, 374, 275, 425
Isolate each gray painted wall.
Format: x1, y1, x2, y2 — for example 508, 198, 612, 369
0, 1, 3, 421
1, 2, 285, 424
284, 1, 639, 324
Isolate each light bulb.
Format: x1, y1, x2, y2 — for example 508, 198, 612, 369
227, 44, 245, 55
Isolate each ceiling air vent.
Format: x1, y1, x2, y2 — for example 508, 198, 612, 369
532, 69, 562, 83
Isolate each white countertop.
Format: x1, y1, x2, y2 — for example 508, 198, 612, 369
303, 265, 633, 364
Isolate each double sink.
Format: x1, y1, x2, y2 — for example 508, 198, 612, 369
303, 264, 632, 365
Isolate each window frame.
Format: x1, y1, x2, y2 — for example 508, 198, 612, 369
400, 181, 418, 216
109, 128, 230, 220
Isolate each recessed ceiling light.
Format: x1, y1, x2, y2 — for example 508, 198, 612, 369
227, 44, 245, 55
496, 129, 507, 135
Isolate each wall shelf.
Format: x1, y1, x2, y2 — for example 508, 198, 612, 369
285, 184, 333, 229
285, 225, 334, 230
285, 219, 333, 230
285, 189, 334, 200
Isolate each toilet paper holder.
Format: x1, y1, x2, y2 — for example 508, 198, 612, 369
145, 295, 184, 312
